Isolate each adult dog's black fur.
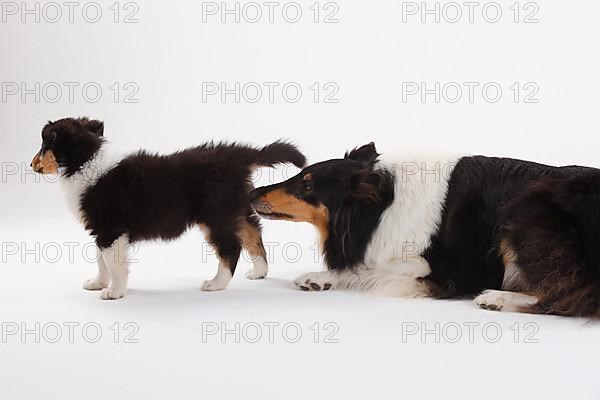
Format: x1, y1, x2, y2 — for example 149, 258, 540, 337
251, 143, 600, 318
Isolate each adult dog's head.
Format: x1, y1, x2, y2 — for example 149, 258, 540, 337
250, 143, 394, 269
31, 117, 104, 176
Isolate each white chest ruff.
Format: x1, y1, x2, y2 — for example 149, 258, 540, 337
59, 143, 127, 223
362, 154, 460, 273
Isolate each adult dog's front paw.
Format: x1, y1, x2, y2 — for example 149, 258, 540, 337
293, 272, 333, 291
100, 288, 126, 300
83, 279, 109, 291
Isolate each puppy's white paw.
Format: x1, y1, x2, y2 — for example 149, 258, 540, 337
293, 272, 333, 292
246, 269, 267, 280
83, 279, 109, 291
100, 288, 126, 300
246, 258, 268, 280
201, 280, 227, 292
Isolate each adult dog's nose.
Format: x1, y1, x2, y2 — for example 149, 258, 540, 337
250, 187, 273, 215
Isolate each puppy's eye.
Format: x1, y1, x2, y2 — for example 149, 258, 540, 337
303, 180, 312, 191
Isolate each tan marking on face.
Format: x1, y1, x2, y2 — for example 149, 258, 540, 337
31, 150, 58, 174
237, 220, 266, 259
258, 188, 330, 243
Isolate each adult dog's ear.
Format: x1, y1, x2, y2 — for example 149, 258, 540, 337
344, 142, 379, 165
81, 118, 104, 137
349, 170, 384, 204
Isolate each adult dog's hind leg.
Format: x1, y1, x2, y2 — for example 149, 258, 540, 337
238, 215, 269, 280
201, 224, 242, 291
83, 247, 110, 290
481, 181, 600, 317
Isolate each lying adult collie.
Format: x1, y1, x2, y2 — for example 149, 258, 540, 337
31, 117, 306, 300
251, 143, 600, 317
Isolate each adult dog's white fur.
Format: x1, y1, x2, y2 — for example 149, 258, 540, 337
294, 154, 460, 297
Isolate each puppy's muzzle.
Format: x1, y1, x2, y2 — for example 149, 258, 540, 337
31, 150, 58, 174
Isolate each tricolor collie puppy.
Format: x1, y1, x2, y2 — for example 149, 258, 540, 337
31, 117, 306, 300
251, 143, 600, 317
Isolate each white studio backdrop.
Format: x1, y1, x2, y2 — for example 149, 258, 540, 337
1, 1, 600, 399
1, 0, 599, 218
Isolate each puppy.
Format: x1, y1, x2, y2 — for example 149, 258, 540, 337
31, 117, 306, 300
251, 142, 600, 318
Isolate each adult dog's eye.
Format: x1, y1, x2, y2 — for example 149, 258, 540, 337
303, 180, 312, 191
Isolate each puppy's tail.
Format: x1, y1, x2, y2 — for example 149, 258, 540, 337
253, 140, 306, 169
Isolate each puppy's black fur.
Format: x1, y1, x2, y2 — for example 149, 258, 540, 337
82, 140, 306, 250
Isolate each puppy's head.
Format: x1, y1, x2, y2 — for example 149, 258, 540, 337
251, 142, 387, 237
31, 117, 104, 175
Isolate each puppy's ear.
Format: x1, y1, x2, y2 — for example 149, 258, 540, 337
349, 169, 383, 204
344, 142, 379, 165
82, 118, 104, 137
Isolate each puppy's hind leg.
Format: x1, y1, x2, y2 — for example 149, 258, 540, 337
83, 247, 110, 290
201, 224, 242, 292
238, 215, 269, 280
99, 235, 130, 300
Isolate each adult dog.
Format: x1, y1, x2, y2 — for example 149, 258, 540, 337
251, 143, 600, 317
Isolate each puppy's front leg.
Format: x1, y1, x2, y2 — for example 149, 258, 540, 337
201, 261, 234, 291
99, 235, 130, 300
83, 248, 110, 290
